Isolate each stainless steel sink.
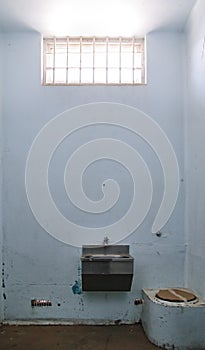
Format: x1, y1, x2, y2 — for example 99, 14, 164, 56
81, 245, 134, 291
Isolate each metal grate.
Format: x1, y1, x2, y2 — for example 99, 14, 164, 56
31, 299, 52, 307
42, 36, 145, 85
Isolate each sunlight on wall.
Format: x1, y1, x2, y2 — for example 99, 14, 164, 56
43, 1, 145, 36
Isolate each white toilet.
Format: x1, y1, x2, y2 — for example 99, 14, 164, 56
141, 288, 205, 350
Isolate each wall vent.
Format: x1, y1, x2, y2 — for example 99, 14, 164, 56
31, 299, 52, 307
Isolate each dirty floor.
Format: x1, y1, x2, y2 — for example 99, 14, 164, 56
0, 324, 160, 349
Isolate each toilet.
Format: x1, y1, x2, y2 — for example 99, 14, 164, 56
141, 288, 205, 350
156, 288, 197, 303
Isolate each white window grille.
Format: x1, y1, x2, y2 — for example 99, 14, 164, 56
42, 37, 146, 85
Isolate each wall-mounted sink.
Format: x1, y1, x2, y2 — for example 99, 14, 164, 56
81, 245, 134, 291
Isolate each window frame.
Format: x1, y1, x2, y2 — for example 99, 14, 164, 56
42, 36, 146, 86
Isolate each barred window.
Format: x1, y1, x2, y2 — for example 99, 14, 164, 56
42, 37, 146, 85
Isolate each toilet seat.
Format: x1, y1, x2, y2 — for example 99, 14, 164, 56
156, 288, 197, 302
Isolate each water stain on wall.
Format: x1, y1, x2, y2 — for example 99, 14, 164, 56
72, 266, 82, 295
72, 280, 82, 295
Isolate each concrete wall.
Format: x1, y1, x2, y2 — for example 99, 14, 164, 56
185, 0, 205, 298
2, 30, 185, 322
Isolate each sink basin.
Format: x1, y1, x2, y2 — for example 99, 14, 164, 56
81, 245, 134, 291
82, 254, 131, 260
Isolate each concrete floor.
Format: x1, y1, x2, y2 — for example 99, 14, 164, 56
0, 324, 160, 349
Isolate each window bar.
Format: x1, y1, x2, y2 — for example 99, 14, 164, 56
106, 37, 109, 84
43, 38, 47, 84
132, 37, 135, 84
53, 37, 56, 84
66, 36, 69, 84
141, 40, 145, 84
93, 37, 95, 84
79, 36, 82, 83
119, 37, 122, 84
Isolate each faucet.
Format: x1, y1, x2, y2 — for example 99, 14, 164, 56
103, 236, 109, 245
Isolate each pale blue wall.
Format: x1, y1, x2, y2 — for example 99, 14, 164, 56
185, 0, 205, 298
2, 30, 185, 322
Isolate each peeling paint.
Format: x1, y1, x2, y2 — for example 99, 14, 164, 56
72, 281, 82, 295
1, 31, 185, 324
72, 265, 82, 295
2, 264, 5, 289
72, 266, 82, 294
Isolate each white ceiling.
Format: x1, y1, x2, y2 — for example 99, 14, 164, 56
0, 0, 196, 36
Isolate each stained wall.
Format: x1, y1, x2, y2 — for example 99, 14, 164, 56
1, 31, 185, 322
